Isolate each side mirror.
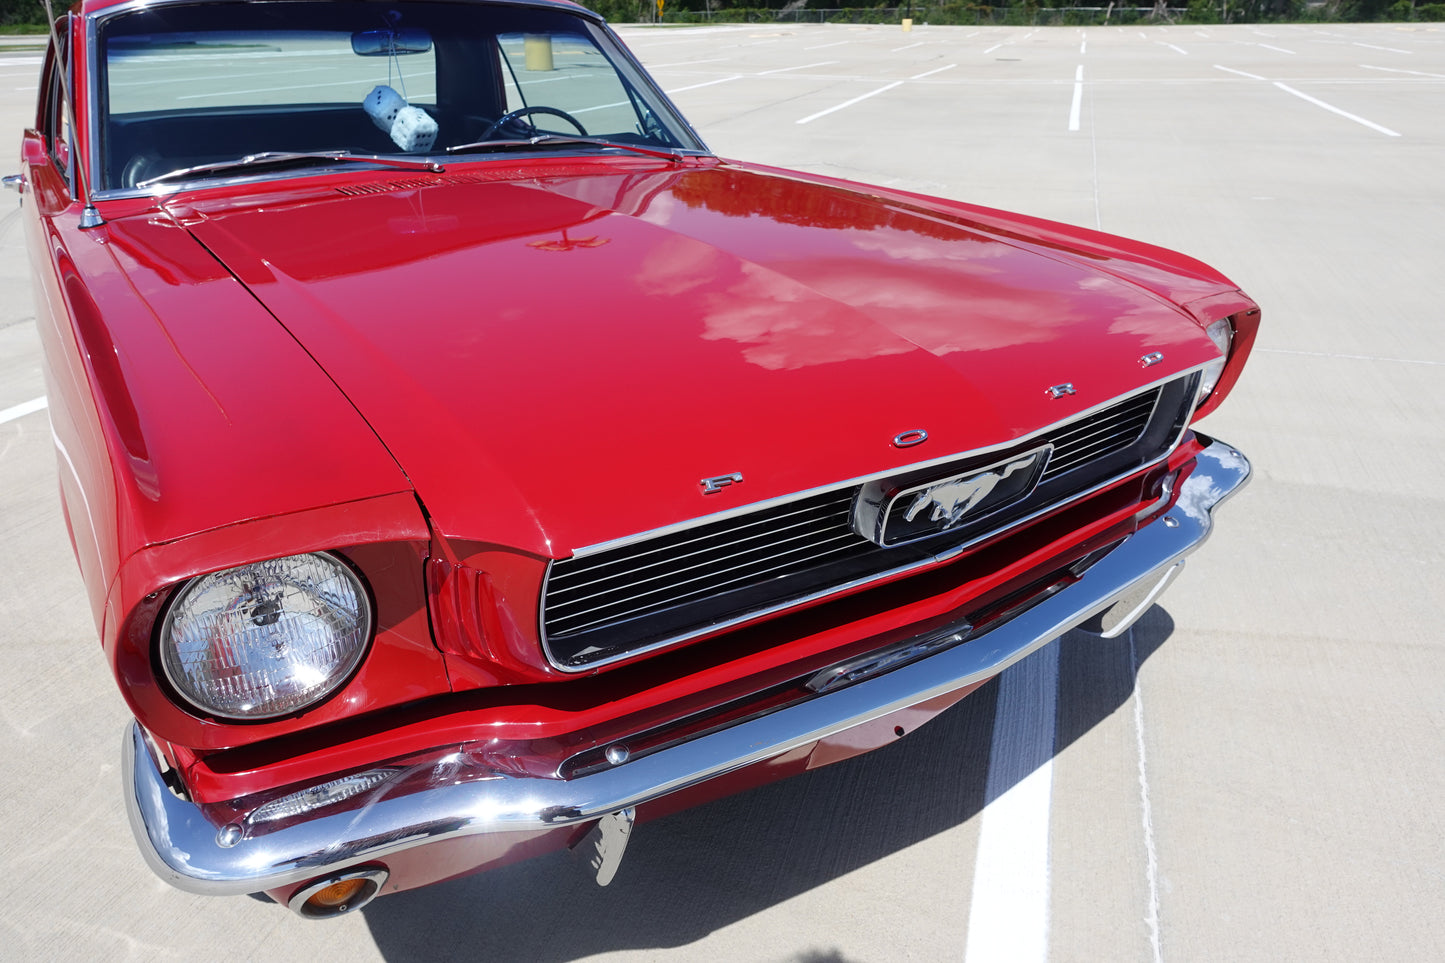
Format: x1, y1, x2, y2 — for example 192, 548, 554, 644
21, 130, 49, 167
352, 28, 432, 56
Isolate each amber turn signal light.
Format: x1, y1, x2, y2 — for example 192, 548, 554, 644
287, 867, 388, 918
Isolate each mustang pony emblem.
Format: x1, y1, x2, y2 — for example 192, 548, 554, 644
903, 453, 1043, 528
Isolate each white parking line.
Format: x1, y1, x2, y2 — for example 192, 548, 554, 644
666, 75, 744, 94
804, 40, 852, 51
757, 61, 838, 75
1258, 347, 1442, 366
1353, 42, 1410, 54
964, 641, 1058, 963
647, 58, 731, 69
1129, 628, 1164, 963
1257, 43, 1296, 55
983, 43, 1006, 54
794, 64, 956, 125
0, 397, 48, 426
1273, 81, 1400, 136
1080, 37, 1087, 55
1212, 64, 1401, 136
796, 80, 904, 125
893, 42, 926, 53
1068, 64, 1084, 131
1160, 42, 1188, 55
1360, 64, 1445, 79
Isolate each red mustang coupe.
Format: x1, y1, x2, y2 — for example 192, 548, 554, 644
12, 0, 1256, 918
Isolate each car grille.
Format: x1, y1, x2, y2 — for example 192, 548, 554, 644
542, 375, 1196, 670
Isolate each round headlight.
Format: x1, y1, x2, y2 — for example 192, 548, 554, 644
159, 553, 372, 720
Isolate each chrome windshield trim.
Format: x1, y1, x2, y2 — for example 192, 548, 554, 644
125, 438, 1250, 897
87, 149, 716, 203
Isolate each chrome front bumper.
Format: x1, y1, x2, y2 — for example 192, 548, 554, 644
125, 438, 1251, 898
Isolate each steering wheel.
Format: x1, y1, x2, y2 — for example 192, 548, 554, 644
479, 105, 588, 141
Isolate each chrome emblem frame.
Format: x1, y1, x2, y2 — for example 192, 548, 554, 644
1047, 383, 1076, 399
852, 445, 1053, 547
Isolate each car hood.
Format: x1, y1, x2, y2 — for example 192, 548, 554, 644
176, 158, 1235, 557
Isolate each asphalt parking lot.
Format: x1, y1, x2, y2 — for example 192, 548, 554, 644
2, 21, 1442, 963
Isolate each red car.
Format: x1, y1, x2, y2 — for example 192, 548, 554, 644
12, 0, 1256, 918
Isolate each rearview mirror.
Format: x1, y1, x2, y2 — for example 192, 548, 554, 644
352, 28, 432, 56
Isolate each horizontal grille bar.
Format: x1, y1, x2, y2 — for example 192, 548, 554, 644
542, 380, 1185, 668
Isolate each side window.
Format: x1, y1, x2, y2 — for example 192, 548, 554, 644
39, 27, 72, 180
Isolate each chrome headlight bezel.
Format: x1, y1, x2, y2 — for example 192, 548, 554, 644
157, 552, 375, 722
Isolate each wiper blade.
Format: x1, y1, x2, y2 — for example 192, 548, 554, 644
135, 151, 444, 188
445, 135, 682, 162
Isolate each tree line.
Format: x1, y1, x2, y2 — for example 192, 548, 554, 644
2, 0, 1438, 30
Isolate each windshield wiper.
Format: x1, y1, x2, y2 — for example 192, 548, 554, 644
445, 135, 682, 163
135, 151, 444, 189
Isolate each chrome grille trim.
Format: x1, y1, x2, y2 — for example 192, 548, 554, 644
566, 363, 1210, 562
541, 368, 1206, 672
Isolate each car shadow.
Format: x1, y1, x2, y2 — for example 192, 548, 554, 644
363, 608, 1175, 962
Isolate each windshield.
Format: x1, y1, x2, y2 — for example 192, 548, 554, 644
95, 0, 703, 191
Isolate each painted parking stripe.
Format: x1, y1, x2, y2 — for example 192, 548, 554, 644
758, 61, 838, 75
1068, 65, 1084, 132
1258, 347, 1443, 366
1257, 43, 1296, 55
964, 641, 1059, 963
1273, 82, 1400, 136
666, 75, 744, 94
1213, 65, 1400, 136
1360, 64, 1445, 79
648, 58, 731, 69
911, 64, 956, 80
0, 397, 48, 426
1127, 627, 1165, 963
794, 64, 955, 126
797, 81, 904, 124
1160, 42, 1188, 55
1353, 41, 1410, 54
1214, 64, 1267, 80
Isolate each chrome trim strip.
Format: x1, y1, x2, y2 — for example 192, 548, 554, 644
124, 438, 1249, 897
564, 366, 1209, 561
539, 374, 1201, 673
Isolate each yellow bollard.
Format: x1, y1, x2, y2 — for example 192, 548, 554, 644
901, 18, 913, 31
523, 34, 554, 71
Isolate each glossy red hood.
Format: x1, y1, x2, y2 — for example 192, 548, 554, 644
177, 159, 1236, 557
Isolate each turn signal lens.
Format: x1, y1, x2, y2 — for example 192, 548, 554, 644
159, 553, 372, 720
310, 878, 367, 908
1196, 317, 1234, 405
248, 768, 396, 824
288, 868, 389, 918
